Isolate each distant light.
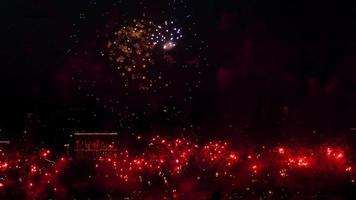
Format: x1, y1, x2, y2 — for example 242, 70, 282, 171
163, 41, 176, 50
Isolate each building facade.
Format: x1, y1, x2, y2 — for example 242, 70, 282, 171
73, 132, 118, 160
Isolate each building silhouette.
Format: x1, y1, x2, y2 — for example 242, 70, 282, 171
73, 132, 118, 160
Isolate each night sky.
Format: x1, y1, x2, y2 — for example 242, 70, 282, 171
1, 0, 356, 146
2, 1, 356, 199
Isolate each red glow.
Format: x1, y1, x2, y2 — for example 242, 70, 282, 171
0, 136, 355, 199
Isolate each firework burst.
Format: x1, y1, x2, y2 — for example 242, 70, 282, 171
107, 19, 184, 91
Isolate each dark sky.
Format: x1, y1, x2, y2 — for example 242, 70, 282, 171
1, 0, 356, 143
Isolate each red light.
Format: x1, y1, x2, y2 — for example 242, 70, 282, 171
278, 148, 285, 154
346, 166, 352, 172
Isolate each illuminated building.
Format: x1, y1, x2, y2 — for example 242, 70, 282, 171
73, 132, 118, 160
